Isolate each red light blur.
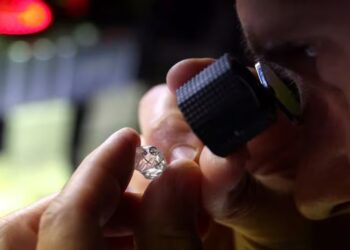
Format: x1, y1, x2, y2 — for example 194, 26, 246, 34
0, 0, 53, 35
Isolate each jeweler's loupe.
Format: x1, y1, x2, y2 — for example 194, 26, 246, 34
176, 53, 301, 157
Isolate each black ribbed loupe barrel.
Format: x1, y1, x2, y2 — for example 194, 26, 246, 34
176, 54, 277, 157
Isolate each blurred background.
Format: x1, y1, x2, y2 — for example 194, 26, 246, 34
0, 0, 246, 215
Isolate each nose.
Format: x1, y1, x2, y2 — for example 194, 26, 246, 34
296, 155, 350, 220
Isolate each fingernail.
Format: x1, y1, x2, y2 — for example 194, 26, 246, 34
170, 145, 198, 162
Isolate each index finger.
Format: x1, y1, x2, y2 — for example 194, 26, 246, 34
37, 128, 140, 250
139, 59, 214, 163
166, 58, 215, 93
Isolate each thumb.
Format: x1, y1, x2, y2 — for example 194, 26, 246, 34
37, 128, 140, 250
135, 160, 203, 250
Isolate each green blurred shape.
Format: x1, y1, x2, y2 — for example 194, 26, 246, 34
0, 99, 73, 215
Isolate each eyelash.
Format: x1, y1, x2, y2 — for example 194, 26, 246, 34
262, 44, 318, 80
254, 54, 299, 83
269, 62, 297, 80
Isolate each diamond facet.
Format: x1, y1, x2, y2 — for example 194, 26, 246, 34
134, 145, 167, 180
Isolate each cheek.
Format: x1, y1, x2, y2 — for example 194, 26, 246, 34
315, 42, 350, 155
245, 112, 303, 177
316, 40, 350, 95
296, 155, 350, 220
295, 87, 350, 220
304, 86, 350, 154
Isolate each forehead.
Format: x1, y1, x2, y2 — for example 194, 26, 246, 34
236, 0, 344, 49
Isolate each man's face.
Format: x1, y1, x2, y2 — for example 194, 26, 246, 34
237, 0, 350, 220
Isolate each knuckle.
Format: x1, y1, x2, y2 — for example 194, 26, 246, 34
150, 111, 186, 133
139, 84, 167, 110
39, 198, 67, 231
147, 111, 190, 146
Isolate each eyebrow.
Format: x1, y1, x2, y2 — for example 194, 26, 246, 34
243, 30, 307, 64
241, 31, 272, 62
240, 3, 311, 58
244, 31, 278, 59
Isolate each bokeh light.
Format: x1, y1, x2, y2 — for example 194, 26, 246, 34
0, 0, 52, 35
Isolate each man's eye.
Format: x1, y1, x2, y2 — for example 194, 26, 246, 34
279, 44, 317, 65
305, 46, 318, 58
264, 44, 318, 81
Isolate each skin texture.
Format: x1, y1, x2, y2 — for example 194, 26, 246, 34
237, 0, 350, 219
0, 129, 203, 250
2, 1, 350, 249
139, 67, 312, 250
136, 0, 350, 248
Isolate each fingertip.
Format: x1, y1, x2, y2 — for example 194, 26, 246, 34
141, 158, 202, 215
166, 160, 202, 197
89, 127, 140, 188
142, 158, 202, 223
166, 159, 202, 189
135, 159, 203, 250
107, 127, 141, 149
166, 58, 215, 93
169, 158, 199, 169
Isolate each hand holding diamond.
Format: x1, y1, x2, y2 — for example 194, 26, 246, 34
0, 127, 205, 250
